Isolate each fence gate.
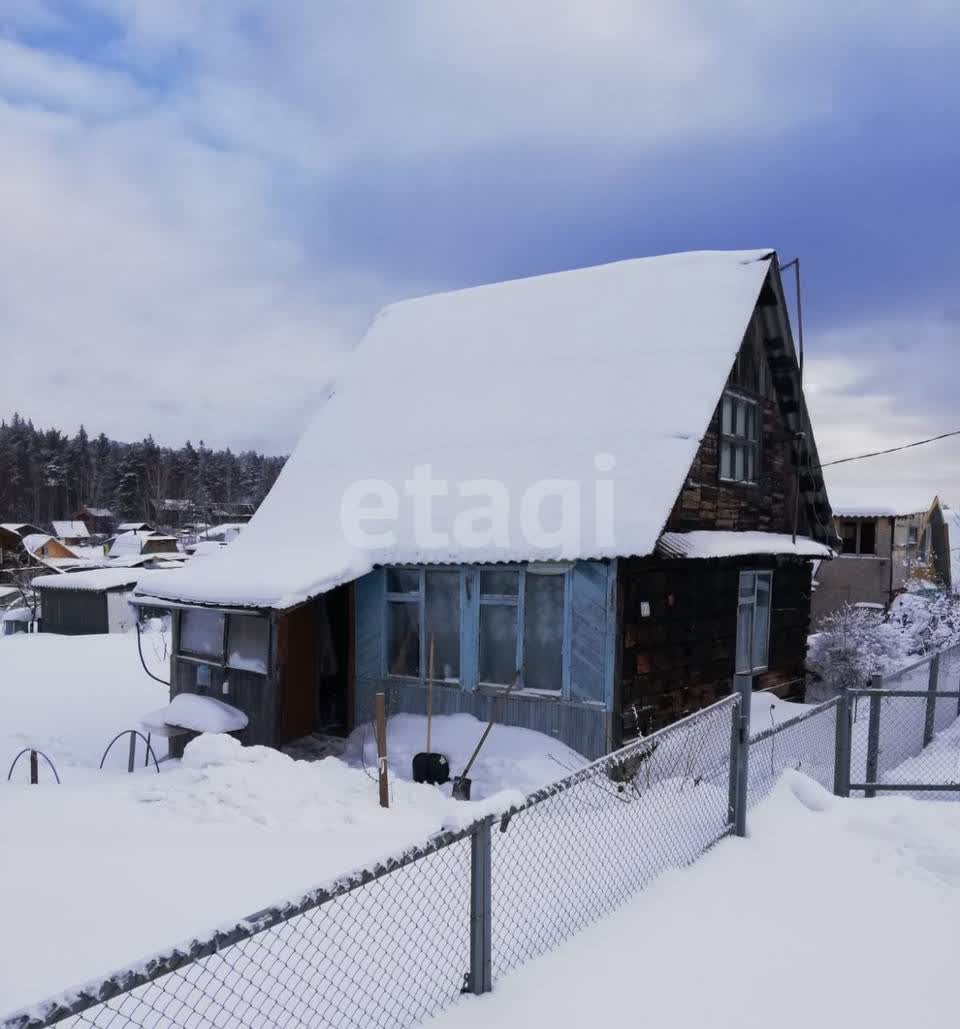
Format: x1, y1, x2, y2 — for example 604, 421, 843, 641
836, 684, 960, 798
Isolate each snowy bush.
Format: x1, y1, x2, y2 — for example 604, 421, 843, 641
808, 587, 960, 697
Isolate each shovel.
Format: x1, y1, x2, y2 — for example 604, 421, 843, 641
452, 670, 520, 801
412, 637, 450, 785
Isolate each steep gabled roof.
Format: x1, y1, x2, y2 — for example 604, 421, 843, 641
139, 249, 783, 610
51, 520, 90, 538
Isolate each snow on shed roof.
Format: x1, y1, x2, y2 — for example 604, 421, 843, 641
31, 568, 145, 592
117, 522, 153, 532
138, 249, 776, 610
826, 486, 936, 519
51, 520, 90, 538
656, 531, 833, 560
83, 507, 114, 517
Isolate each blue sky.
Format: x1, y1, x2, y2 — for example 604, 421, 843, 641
0, 1, 957, 504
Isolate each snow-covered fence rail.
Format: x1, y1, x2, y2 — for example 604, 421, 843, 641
0, 696, 741, 1029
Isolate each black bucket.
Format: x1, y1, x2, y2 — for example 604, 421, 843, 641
412, 752, 450, 785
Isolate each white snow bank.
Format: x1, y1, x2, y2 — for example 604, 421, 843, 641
749, 692, 814, 736
142, 693, 248, 734
0, 630, 171, 778
430, 771, 960, 1029
657, 530, 832, 560
343, 712, 591, 801
138, 250, 775, 609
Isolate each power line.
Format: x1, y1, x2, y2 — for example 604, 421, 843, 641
816, 428, 960, 470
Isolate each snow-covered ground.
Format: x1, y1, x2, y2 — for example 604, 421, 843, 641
429, 772, 960, 1029
0, 635, 584, 1014
0, 628, 172, 780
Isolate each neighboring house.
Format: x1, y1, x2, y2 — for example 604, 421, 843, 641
109, 530, 180, 559
208, 503, 256, 524
924, 501, 958, 592
32, 569, 146, 634
51, 520, 91, 546
73, 506, 117, 536
20, 534, 88, 571
151, 499, 196, 529
135, 250, 835, 758
117, 521, 155, 533
811, 494, 949, 623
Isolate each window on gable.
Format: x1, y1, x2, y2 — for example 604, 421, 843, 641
719, 391, 759, 484
385, 568, 461, 682
735, 570, 772, 675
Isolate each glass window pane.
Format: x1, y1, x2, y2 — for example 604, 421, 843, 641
480, 570, 519, 596
425, 571, 460, 682
859, 521, 876, 555
523, 573, 564, 691
721, 395, 733, 435
735, 400, 746, 438
734, 445, 745, 481
386, 568, 420, 594
180, 609, 224, 659
720, 441, 732, 479
387, 601, 420, 677
752, 573, 772, 670
227, 614, 269, 673
745, 446, 755, 482
479, 604, 517, 685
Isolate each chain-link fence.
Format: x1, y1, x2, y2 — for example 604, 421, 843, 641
7, 643, 960, 1029
746, 697, 840, 806
1, 695, 740, 1029
839, 642, 960, 799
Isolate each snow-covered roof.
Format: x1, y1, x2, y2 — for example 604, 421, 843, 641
108, 531, 165, 558
656, 531, 833, 560
51, 520, 90, 538
83, 507, 114, 517
32, 568, 145, 592
117, 522, 153, 532
138, 249, 777, 610
827, 487, 936, 519
0, 523, 37, 536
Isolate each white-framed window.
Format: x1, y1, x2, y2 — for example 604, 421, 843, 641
838, 520, 876, 556
719, 391, 759, 484
385, 568, 461, 682
735, 571, 772, 675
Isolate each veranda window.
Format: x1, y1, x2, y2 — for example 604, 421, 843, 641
385, 568, 461, 682
735, 571, 772, 675
179, 608, 225, 660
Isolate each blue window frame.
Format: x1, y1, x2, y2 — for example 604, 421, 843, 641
383, 563, 572, 695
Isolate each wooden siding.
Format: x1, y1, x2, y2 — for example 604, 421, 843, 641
352, 560, 616, 760
617, 555, 811, 741
665, 310, 807, 538
38, 587, 108, 635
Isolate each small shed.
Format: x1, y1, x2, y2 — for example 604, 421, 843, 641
32, 569, 144, 635
74, 507, 117, 536
109, 530, 180, 559
117, 522, 155, 533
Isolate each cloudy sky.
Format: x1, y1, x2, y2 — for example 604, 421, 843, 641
1, 1, 958, 504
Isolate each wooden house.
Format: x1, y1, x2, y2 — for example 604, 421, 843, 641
0, 523, 44, 584
74, 507, 117, 536
135, 250, 835, 758
109, 530, 180, 559
51, 520, 91, 546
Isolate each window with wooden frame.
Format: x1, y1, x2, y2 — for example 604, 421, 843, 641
838, 520, 876, 556
735, 570, 772, 675
178, 609, 270, 674
719, 391, 760, 484
385, 567, 461, 682
478, 565, 567, 691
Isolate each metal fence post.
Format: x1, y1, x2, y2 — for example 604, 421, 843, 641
468, 817, 492, 995
732, 674, 752, 837
923, 654, 940, 748
864, 678, 882, 798
833, 690, 851, 798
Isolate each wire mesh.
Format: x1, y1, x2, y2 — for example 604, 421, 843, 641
5, 832, 474, 1029
746, 698, 839, 806
933, 643, 960, 734
489, 695, 738, 979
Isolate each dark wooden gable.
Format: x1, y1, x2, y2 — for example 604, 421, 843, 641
664, 265, 833, 541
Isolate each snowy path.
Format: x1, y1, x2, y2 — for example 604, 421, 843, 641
428, 773, 960, 1029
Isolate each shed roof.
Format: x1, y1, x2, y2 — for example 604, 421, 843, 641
138, 249, 778, 610
656, 530, 833, 560
827, 487, 936, 519
51, 520, 90, 538
83, 507, 114, 518
117, 522, 154, 532
31, 568, 144, 592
